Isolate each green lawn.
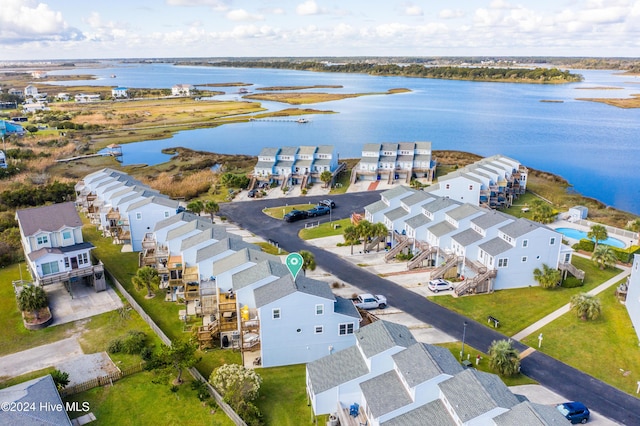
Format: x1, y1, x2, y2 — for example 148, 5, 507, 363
262, 203, 317, 219
299, 218, 351, 240
255, 241, 289, 256
522, 283, 640, 395
437, 342, 537, 387
256, 364, 320, 426
429, 257, 621, 336
64, 371, 233, 426
0, 263, 86, 356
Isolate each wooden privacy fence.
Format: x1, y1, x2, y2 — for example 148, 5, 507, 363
60, 363, 143, 398
104, 269, 247, 426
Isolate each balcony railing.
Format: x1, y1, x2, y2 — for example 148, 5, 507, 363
37, 263, 104, 287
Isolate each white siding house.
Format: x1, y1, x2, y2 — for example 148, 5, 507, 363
15, 203, 105, 290
625, 255, 640, 343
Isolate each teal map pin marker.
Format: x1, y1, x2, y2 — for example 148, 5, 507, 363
285, 253, 303, 281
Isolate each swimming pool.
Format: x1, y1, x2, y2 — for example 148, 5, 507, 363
555, 227, 626, 248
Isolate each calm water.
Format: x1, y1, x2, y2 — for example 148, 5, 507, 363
49, 63, 640, 214
555, 228, 626, 248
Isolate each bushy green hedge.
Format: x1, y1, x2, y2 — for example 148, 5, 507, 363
561, 276, 584, 288
572, 239, 640, 263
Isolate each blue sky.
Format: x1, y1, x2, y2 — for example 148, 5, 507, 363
1, 0, 639, 60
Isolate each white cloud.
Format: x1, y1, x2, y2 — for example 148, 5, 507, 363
226, 9, 264, 22
0, 0, 82, 42
296, 0, 321, 16
404, 5, 423, 16
490, 0, 513, 10
439, 9, 465, 19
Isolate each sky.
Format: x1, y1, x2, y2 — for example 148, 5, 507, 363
1, 0, 639, 61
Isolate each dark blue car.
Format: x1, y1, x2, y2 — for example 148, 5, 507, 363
556, 401, 590, 424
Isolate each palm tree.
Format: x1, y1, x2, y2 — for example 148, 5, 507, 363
187, 200, 204, 216
343, 225, 359, 255
17, 285, 48, 320
532, 263, 561, 289
320, 170, 333, 188
530, 199, 555, 224
356, 220, 373, 253
203, 200, 219, 223
488, 339, 521, 376
587, 224, 608, 250
591, 245, 617, 270
570, 293, 602, 321
299, 250, 316, 275
132, 266, 160, 298
371, 222, 389, 252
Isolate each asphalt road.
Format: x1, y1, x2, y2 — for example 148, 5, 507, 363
219, 193, 640, 425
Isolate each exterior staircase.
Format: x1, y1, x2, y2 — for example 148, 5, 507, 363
454, 268, 497, 296
558, 262, 586, 281
407, 245, 437, 270
365, 233, 387, 252
384, 236, 412, 262
430, 254, 460, 279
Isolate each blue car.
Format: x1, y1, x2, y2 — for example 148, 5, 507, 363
556, 401, 590, 424
306, 205, 330, 217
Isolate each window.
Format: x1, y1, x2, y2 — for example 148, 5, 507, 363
522, 239, 528, 248
315, 304, 324, 315
498, 258, 509, 268
37, 235, 48, 245
315, 325, 323, 334
136, 212, 142, 220
469, 185, 473, 190
549, 237, 556, 245
164, 211, 170, 218
78, 253, 89, 265
41, 261, 60, 276
272, 308, 281, 320
64, 257, 70, 268
339, 323, 354, 335
62, 231, 72, 240
521, 256, 527, 263
445, 184, 450, 190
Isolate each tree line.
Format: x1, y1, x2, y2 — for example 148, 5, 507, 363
208, 61, 583, 83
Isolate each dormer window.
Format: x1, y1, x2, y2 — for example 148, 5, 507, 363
62, 231, 72, 240
37, 235, 48, 245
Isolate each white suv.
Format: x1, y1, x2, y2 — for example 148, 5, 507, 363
428, 278, 453, 293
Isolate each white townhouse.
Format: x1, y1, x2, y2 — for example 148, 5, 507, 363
111, 87, 128, 98
255, 274, 360, 367
252, 145, 340, 188
254, 147, 279, 177
475, 218, 566, 289
382, 189, 434, 233
194, 238, 254, 280
428, 155, 528, 209
172, 84, 194, 96
75, 169, 178, 250
625, 255, 640, 343
355, 141, 436, 183
16, 202, 106, 291
307, 321, 568, 426
365, 186, 416, 224
365, 185, 577, 294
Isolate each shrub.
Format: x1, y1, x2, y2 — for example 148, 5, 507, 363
573, 239, 595, 252
121, 330, 147, 354
107, 338, 123, 354
561, 276, 584, 288
140, 345, 154, 361
210, 364, 262, 408
51, 369, 70, 391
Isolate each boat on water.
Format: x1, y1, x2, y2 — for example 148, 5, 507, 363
110, 74, 117, 78
238, 88, 249, 94
296, 118, 309, 124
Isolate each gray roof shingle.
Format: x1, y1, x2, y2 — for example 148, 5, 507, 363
493, 401, 570, 425
195, 238, 254, 264
450, 228, 483, 247
384, 206, 408, 222
381, 186, 414, 201
231, 259, 288, 290
307, 345, 369, 394
499, 218, 543, 239
400, 191, 433, 207
356, 320, 416, 358
17, 202, 82, 236
381, 400, 455, 426
392, 343, 463, 388
471, 210, 513, 230
427, 221, 456, 238
405, 213, 431, 229
212, 248, 277, 276
334, 296, 361, 319
478, 237, 513, 256
0, 374, 72, 425
360, 370, 412, 418
365, 200, 388, 215
439, 369, 520, 423
446, 204, 482, 221
180, 226, 236, 251
254, 274, 336, 307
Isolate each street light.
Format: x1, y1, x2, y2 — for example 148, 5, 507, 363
460, 321, 468, 360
